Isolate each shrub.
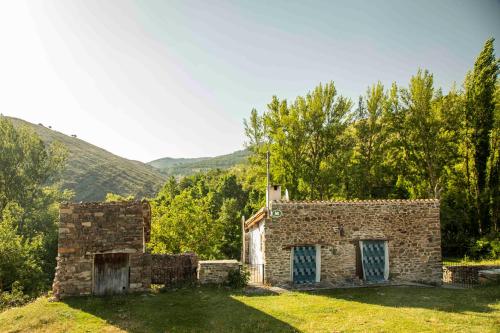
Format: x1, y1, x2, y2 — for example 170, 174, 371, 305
226, 266, 250, 288
0, 282, 31, 310
469, 236, 500, 259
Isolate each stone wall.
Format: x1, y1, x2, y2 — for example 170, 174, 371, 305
52, 201, 152, 298
197, 260, 240, 284
443, 265, 500, 285
264, 199, 442, 286
151, 253, 198, 285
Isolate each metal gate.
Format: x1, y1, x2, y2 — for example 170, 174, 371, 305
361, 240, 386, 282
93, 253, 129, 295
293, 246, 316, 284
247, 264, 265, 284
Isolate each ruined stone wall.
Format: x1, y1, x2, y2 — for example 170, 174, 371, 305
264, 200, 442, 286
52, 201, 151, 298
197, 260, 240, 284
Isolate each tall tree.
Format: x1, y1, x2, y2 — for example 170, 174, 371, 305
399, 70, 453, 199
0, 116, 68, 295
351, 82, 388, 198
245, 82, 352, 200
464, 38, 499, 234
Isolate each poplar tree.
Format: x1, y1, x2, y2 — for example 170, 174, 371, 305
465, 38, 499, 234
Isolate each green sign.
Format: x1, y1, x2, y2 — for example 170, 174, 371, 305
270, 209, 283, 218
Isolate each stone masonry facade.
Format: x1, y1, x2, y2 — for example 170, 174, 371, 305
197, 260, 240, 284
52, 201, 152, 298
264, 199, 442, 286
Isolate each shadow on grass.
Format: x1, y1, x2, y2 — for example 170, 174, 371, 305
64, 286, 298, 333
310, 284, 500, 314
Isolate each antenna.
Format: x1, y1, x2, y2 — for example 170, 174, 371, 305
266, 149, 270, 210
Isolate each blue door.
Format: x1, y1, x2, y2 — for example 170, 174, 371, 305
361, 240, 387, 282
293, 246, 316, 284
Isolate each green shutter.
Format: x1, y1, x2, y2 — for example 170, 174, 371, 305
361, 240, 386, 282
293, 246, 316, 284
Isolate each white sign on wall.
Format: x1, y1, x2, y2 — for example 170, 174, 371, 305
270, 210, 283, 218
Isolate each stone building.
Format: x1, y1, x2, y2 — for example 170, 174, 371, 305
244, 186, 442, 287
52, 201, 152, 298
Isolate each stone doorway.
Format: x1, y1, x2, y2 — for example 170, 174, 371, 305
93, 253, 130, 295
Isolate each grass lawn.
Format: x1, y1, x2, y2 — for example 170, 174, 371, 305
442, 257, 500, 266
1, 285, 499, 333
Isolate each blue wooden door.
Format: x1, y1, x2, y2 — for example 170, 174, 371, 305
361, 240, 386, 282
293, 246, 316, 284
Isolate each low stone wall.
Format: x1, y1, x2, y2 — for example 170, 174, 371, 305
197, 260, 240, 284
443, 265, 500, 285
151, 253, 198, 285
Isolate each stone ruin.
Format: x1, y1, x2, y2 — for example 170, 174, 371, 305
52, 201, 152, 299
52, 201, 242, 299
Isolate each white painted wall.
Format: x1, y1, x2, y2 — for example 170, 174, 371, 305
248, 222, 265, 265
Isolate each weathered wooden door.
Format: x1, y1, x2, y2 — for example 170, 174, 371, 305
292, 246, 316, 284
93, 253, 129, 295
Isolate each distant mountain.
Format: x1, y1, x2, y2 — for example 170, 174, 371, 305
8, 117, 167, 202
148, 149, 250, 177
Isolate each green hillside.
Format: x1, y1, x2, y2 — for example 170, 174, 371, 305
8, 117, 167, 202
148, 149, 250, 176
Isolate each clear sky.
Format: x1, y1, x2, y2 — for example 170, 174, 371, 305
1, 1, 498, 162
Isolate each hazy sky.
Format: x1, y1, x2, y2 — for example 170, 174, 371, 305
1, 1, 498, 162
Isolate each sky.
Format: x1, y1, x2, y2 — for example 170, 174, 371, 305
0, 1, 499, 162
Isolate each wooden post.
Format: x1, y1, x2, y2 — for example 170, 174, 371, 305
241, 215, 246, 263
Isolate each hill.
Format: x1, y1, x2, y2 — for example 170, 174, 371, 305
148, 149, 250, 177
8, 117, 167, 202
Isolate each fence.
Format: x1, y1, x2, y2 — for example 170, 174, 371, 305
442, 247, 500, 288
151, 253, 198, 287
246, 264, 265, 284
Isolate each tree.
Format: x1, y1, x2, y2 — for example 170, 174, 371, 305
464, 38, 499, 234
398, 70, 455, 199
149, 170, 250, 260
218, 198, 243, 259
105, 193, 134, 202
150, 191, 222, 258
350, 82, 389, 198
245, 82, 352, 200
0, 203, 44, 294
0, 116, 68, 296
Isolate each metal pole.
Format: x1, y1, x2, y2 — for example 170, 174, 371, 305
266, 149, 270, 210
241, 215, 245, 263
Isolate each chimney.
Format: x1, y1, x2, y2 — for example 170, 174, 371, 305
267, 185, 282, 203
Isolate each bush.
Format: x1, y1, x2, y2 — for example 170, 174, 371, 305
469, 236, 500, 260
226, 266, 250, 288
0, 282, 31, 310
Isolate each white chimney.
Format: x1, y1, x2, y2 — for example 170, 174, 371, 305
267, 185, 282, 203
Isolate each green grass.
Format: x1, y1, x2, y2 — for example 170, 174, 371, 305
443, 257, 500, 266
1, 286, 499, 333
